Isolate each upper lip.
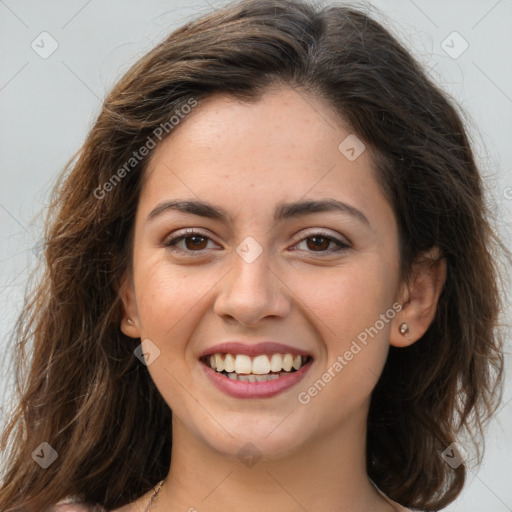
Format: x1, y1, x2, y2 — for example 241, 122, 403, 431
199, 341, 313, 358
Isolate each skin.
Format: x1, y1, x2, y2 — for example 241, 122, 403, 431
115, 85, 446, 512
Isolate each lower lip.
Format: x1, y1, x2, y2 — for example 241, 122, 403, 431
200, 359, 313, 399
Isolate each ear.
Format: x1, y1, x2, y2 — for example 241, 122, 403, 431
117, 272, 142, 339
390, 247, 447, 347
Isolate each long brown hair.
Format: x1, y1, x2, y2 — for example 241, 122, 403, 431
0, 1, 507, 510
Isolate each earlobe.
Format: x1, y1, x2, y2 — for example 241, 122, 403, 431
390, 248, 447, 348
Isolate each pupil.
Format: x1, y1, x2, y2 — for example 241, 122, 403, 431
308, 236, 328, 251
187, 236, 206, 250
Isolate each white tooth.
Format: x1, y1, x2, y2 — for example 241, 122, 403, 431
282, 354, 293, 371
270, 354, 283, 372
214, 353, 224, 372
254, 375, 267, 382
224, 354, 235, 373
227, 372, 238, 380
234, 354, 252, 374
268, 374, 280, 380
292, 355, 302, 370
252, 355, 270, 374
237, 374, 251, 382
210, 355, 217, 370
247, 375, 257, 382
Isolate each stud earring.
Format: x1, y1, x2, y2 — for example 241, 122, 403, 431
127, 318, 133, 325
399, 322, 409, 335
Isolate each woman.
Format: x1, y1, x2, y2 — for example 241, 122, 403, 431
0, 0, 506, 511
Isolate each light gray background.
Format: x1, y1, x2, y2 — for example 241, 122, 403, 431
1, 1, 511, 511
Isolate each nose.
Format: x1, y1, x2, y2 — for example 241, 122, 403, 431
213, 244, 291, 327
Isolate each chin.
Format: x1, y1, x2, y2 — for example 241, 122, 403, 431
193, 413, 313, 462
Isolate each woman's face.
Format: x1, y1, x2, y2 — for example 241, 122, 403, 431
121, 86, 402, 458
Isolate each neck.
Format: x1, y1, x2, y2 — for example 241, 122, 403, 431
154, 406, 393, 512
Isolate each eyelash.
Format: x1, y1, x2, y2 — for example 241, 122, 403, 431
163, 228, 350, 256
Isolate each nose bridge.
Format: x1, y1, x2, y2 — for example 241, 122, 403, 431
213, 235, 289, 325
232, 236, 272, 291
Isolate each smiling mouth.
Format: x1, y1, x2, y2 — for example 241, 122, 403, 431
200, 353, 312, 382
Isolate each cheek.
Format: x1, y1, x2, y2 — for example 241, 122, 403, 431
296, 258, 397, 336
302, 258, 397, 392
132, 261, 201, 410
134, 258, 196, 333
132, 260, 200, 388
294, 272, 394, 432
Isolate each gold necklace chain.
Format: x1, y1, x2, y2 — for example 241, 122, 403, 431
143, 479, 164, 512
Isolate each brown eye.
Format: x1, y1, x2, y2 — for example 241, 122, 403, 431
305, 235, 332, 251
182, 235, 208, 250
164, 230, 218, 254
293, 231, 350, 255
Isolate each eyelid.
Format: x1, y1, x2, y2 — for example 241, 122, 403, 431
292, 228, 352, 247
163, 228, 219, 250
163, 227, 352, 255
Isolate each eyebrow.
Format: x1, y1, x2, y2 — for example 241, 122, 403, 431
147, 198, 370, 227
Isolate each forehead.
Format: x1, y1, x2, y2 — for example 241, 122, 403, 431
138, 86, 392, 230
